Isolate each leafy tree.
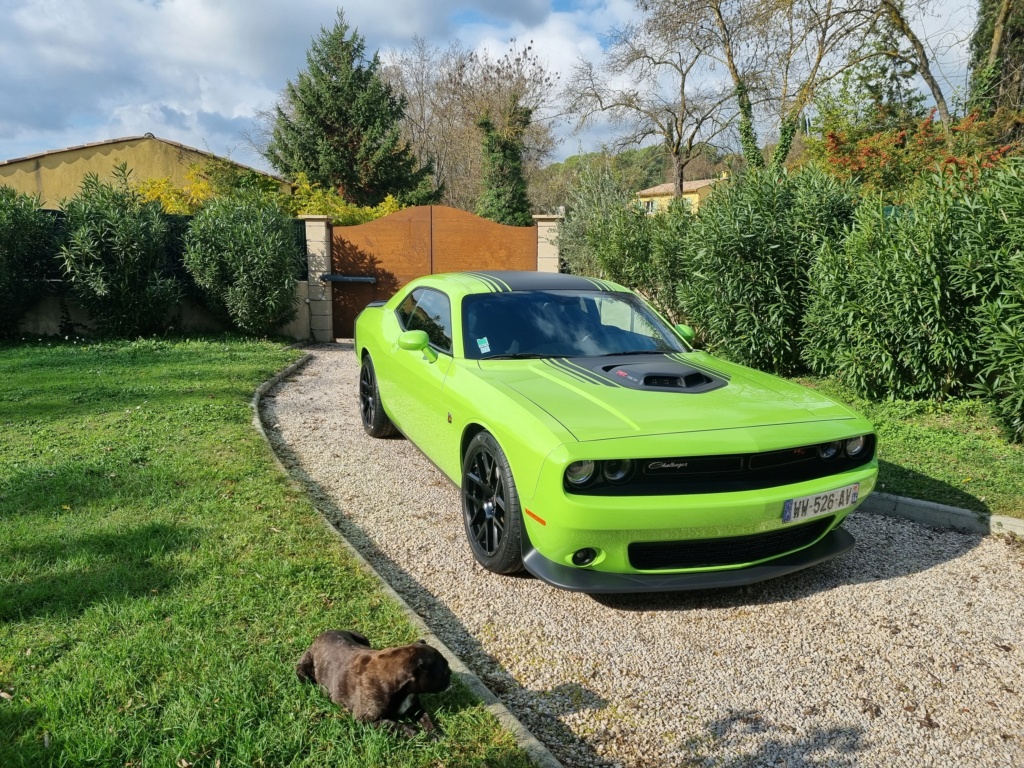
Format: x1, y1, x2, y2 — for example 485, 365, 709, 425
264, 10, 438, 207
135, 164, 215, 215
0, 187, 59, 336
531, 146, 668, 214
383, 37, 558, 212
476, 102, 534, 226
812, 110, 1017, 202
136, 159, 284, 215
60, 165, 181, 337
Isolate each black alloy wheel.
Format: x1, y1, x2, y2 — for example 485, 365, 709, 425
358, 355, 396, 438
461, 432, 525, 574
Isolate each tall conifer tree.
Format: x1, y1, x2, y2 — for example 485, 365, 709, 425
265, 10, 438, 206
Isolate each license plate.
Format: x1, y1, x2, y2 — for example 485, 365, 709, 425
782, 483, 860, 523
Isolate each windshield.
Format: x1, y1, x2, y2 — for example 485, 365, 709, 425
461, 289, 687, 360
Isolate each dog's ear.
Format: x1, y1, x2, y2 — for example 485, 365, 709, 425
295, 649, 315, 682
416, 639, 428, 645
348, 630, 372, 648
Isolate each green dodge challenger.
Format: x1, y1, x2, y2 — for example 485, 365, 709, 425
354, 271, 877, 593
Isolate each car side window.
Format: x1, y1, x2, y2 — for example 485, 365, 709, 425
397, 288, 453, 353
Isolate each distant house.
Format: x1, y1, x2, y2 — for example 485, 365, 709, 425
636, 177, 722, 214
0, 134, 289, 206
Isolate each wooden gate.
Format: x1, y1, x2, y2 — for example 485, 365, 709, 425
331, 206, 538, 337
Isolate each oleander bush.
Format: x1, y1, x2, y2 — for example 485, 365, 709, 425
677, 167, 859, 375
558, 160, 634, 281
184, 192, 303, 334
950, 160, 1024, 441
802, 161, 1024, 444
60, 164, 182, 337
0, 186, 59, 336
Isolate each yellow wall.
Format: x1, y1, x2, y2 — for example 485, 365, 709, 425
639, 187, 713, 214
0, 137, 287, 207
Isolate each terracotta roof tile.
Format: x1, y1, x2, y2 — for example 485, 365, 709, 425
637, 178, 719, 197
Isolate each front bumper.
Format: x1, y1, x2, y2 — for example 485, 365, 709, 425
523, 526, 856, 593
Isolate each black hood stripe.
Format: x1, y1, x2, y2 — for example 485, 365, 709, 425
549, 358, 619, 387
541, 359, 595, 386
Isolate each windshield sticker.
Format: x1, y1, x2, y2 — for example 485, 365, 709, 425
476, 337, 491, 354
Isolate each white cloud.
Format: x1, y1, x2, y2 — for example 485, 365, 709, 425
1, 0, 598, 167
0, 0, 977, 171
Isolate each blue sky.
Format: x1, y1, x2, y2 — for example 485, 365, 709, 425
0, 1, 976, 173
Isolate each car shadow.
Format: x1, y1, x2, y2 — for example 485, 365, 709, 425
589, 509, 983, 612
267, 431, 617, 768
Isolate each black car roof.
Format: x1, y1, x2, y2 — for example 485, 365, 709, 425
464, 271, 621, 292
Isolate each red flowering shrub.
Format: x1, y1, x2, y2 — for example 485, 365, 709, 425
816, 110, 1019, 201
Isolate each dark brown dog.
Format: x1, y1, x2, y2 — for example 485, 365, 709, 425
296, 629, 451, 735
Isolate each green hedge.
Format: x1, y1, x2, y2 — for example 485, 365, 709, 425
0, 187, 59, 337
677, 167, 859, 375
953, 161, 1024, 441
802, 176, 983, 399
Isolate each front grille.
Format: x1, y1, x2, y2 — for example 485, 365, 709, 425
568, 435, 875, 496
628, 517, 835, 570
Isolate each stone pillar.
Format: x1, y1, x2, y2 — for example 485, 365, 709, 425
532, 214, 562, 273
301, 216, 334, 342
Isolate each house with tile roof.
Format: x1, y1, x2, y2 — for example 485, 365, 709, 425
636, 177, 724, 214
0, 134, 288, 206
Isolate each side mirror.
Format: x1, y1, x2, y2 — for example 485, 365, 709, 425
397, 330, 438, 362
675, 324, 696, 343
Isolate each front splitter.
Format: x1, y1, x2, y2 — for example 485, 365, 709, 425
522, 527, 856, 594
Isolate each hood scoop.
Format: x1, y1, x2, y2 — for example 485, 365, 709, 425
584, 355, 728, 394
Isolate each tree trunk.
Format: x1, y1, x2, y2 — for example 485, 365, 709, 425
987, 0, 1014, 69
736, 81, 765, 169
884, 1, 952, 132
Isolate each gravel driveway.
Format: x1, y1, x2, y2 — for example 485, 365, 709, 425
262, 343, 1023, 768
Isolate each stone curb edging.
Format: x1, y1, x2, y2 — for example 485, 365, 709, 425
859, 491, 1024, 537
250, 352, 564, 768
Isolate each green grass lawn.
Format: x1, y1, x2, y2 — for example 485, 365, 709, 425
797, 378, 1024, 519
0, 338, 532, 768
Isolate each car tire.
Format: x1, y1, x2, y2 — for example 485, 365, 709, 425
359, 355, 397, 438
461, 432, 525, 574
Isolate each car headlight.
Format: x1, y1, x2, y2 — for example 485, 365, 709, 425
818, 441, 842, 460
565, 460, 596, 486
603, 459, 633, 483
845, 435, 867, 458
